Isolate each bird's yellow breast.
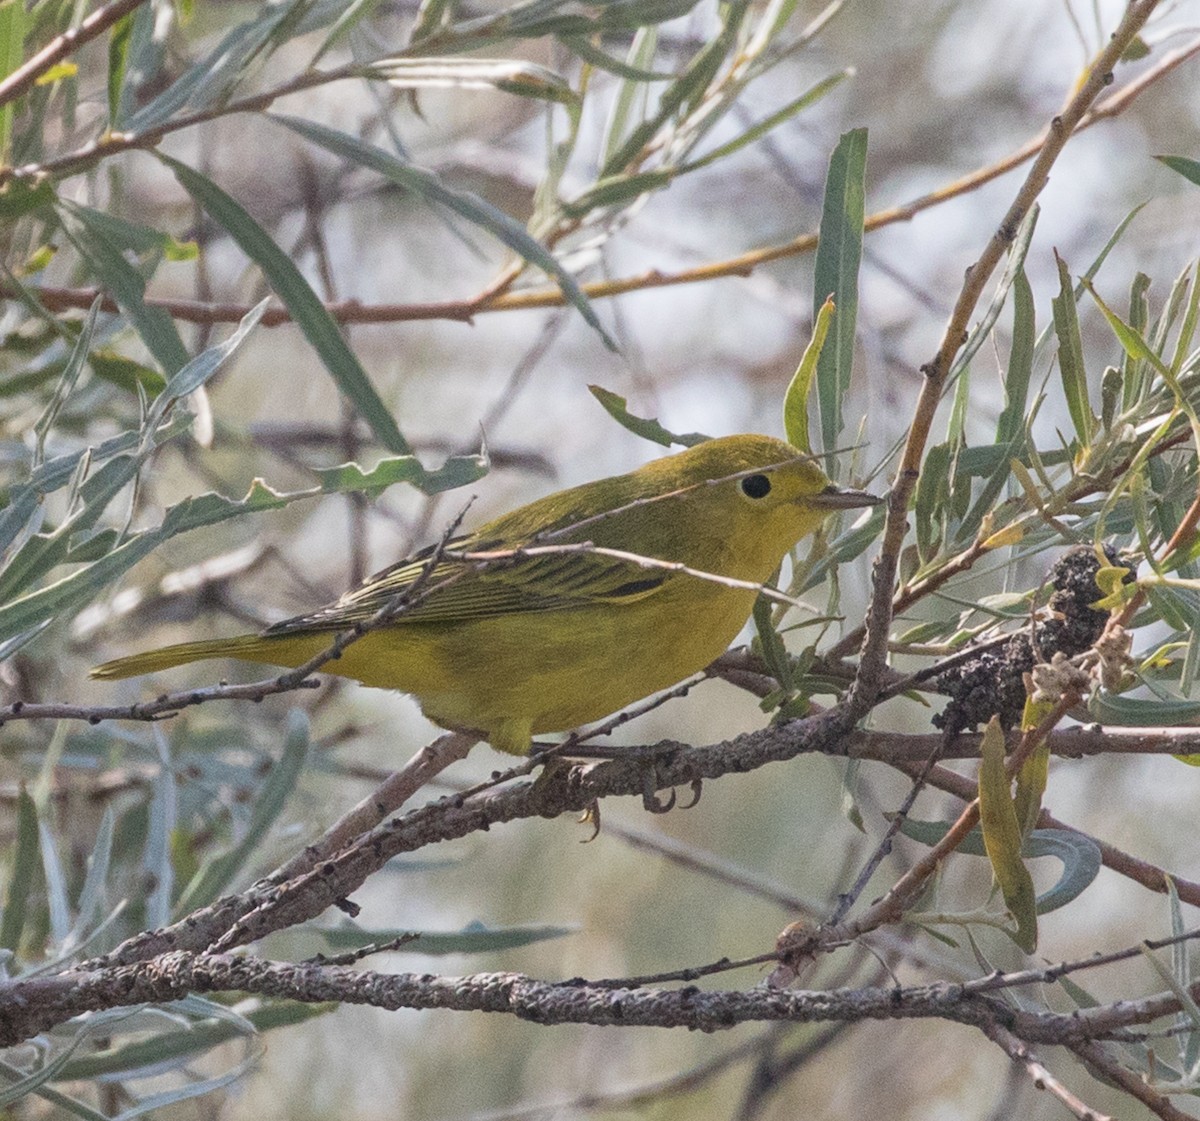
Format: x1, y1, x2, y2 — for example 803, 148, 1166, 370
263, 578, 758, 753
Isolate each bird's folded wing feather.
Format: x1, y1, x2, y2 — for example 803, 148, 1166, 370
264, 537, 671, 634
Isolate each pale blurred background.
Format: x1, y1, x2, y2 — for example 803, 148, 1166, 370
48, 0, 1200, 1116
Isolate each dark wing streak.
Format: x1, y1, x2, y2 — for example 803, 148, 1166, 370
264, 549, 671, 634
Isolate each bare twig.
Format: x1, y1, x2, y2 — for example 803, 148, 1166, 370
1069, 1040, 1194, 1121
980, 1021, 1114, 1121
3, 948, 1199, 1051
0, 0, 150, 109
4, 30, 1195, 327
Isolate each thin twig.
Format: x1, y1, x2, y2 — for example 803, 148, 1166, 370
1069, 1040, 1194, 1121
0, 0, 150, 109
5, 32, 1196, 326
980, 1021, 1114, 1121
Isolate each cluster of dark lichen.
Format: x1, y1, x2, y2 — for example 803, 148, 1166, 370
931, 545, 1135, 736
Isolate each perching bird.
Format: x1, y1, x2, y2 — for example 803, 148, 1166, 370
92, 434, 880, 753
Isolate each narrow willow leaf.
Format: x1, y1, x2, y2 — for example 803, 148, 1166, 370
0, 0, 25, 162
144, 733, 175, 929
175, 711, 310, 913
107, 10, 135, 123
897, 820, 1100, 914
562, 32, 672, 81
1156, 154, 1200, 188
58, 1002, 332, 1081
783, 295, 834, 454
0, 1060, 107, 1121
363, 57, 578, 107
316, 920, 574, 954
684, 71, 851, 174
110, 1043, 262, 1121
1051, 251, 1095, 445
600, 26, 659, 166
37, 819, 70, 947
315, 0, 387, 61
562, 168, 675, 217
1013, 742, 1048, 840
0, 789, 39, 952
33, 297, 99, 466
126, 3, 296, 131
1089, 689, 1200, 726
914, 442, 950, 560
270, 115, 612, 349
588, 384, 708, 446
1023, 830, 1102, 914
312, 452, 488, 496
752, 592, 793, 689
56, 201, 191, 376
978, 716, 1038, 951
0, 446, 487, 645
949, 205, 1037, 383
598, 0, 749, 177
957, 269, 1036, 543
813, 128, 867, 469
160, 154, 410, 452
67, 805, 116, 950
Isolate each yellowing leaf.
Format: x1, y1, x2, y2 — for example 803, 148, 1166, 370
978, 716, 1038, 952
34, 61, 77, 85
783, 295, 835, 454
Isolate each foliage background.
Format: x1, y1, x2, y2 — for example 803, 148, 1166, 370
2, 0, 1200, 1118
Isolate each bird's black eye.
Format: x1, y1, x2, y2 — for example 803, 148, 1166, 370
740, 474, 772, 499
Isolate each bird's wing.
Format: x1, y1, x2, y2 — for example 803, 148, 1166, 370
263, 536, 671, 635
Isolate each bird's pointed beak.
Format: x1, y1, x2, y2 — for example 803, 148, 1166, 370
808, 484, 884, 510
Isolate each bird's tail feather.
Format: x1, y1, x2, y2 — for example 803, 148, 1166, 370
90, 634, 288, 680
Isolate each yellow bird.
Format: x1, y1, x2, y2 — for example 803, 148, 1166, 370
92, 434, 879, 753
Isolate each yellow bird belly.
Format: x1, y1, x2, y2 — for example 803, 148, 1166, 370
262, 582, 758, 753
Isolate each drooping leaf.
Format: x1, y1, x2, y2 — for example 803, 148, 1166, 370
588, 384, 708, 447
269, 114, 614, 349
783, 295, 835, 454
977, 716, 1038, 951
159, 153, 411, 454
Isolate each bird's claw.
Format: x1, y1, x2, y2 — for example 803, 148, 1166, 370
641, 772, 676, 814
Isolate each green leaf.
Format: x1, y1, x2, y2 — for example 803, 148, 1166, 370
316, 920, 574, 955
1088, 688, 1200, 726
897, 819, 1101, 915
0, 178, 54, 221
588, 384, 708, 447
0, 789, 40, 952
1051, 251, 1095, 445
55, 201, 191, 375
812, 127, 867, 470
56, 1001, 332, 1081
269, 115, 613, 350
948, 205, 1037, 384
1156, 154, 1200, 189
0, 0, 26, 163
107, 10, 135, 126
752, 592, 792, 689
362, 57, 579, 108
782, 294, 835, 454
159, 153, 411, 453
312, 452, 488, 497
683, 70, 852, 174
978, 716, 1038, 951
175, 710, 310, 913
